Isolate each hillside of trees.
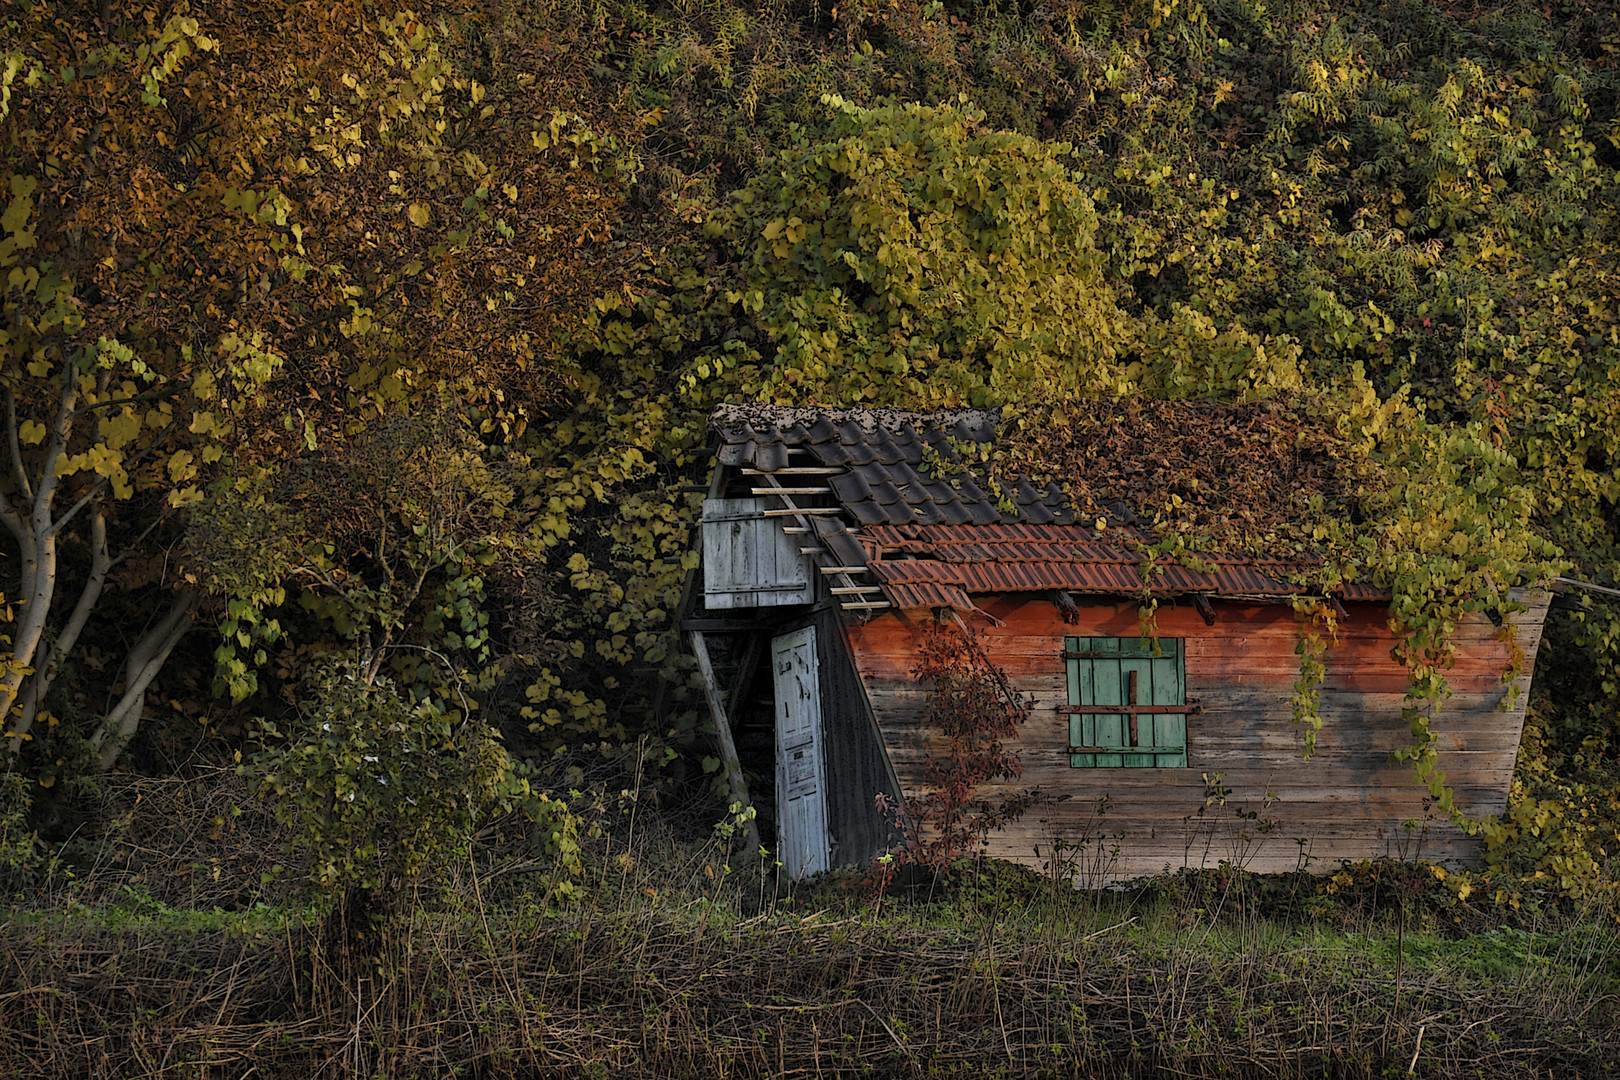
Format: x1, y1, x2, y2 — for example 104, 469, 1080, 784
3, 0, 1620, 902
7, 2, 1620, 1076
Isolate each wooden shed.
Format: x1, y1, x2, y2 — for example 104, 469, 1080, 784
686, 404, 1548, 881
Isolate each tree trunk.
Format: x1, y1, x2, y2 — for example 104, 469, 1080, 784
1, 370, 78, 752
8, 510, 109, 751
90, 589, 200, 770
0, 529, 56, 753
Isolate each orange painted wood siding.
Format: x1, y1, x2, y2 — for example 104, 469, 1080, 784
844, 591, 1548, 880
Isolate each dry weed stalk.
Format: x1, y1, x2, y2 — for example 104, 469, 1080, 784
1, 894, 1614, 1079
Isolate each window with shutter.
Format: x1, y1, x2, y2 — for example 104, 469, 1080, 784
1065, 637, 1187, 768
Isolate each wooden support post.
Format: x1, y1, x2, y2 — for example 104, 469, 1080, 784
689, 630, 761, 853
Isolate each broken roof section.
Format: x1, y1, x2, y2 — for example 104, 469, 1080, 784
710, 404, 1380, 613
712, 403, 1072, 527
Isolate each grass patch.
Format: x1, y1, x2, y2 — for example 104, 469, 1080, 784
2, 768, 1615, 1078
3, 836, 1618, 1078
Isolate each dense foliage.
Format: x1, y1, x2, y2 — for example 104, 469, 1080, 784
3, 0, 1620, 900
0, 0, 640, 783
247, 658, 578, 914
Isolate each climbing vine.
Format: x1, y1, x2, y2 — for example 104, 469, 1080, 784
989, 386, 1566, 816
6, 0, 1617, 903
1289, 598, 1335, 761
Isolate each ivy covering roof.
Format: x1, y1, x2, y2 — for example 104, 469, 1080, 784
710, 402, 1379, 612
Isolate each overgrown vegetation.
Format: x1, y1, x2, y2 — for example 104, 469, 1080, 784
3, 7, 1620, 1067
903, 623, 1036, 869
3, 777, 1618, 1079
245, 658, 580, 925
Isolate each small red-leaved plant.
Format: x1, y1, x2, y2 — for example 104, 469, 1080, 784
901, 622, 1040, 871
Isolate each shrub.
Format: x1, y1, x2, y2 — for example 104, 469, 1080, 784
245, 659, 579, 917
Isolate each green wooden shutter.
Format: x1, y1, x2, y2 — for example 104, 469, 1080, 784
1065, 636, 1187, 768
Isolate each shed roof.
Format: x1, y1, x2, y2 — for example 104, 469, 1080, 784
711, 404, 1379, 613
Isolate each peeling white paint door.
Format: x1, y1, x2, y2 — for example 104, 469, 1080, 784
772, 627, 828, 880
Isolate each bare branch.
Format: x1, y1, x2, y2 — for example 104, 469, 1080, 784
65, 388, 174, 419
46, 474, 110, 538
90, 588, 200, 770
288, 562, 345, 591
107, 505, 173, 567
6, 387, 33, 503
0, 498, 27, 550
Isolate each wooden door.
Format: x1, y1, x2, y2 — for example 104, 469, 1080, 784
772, 627, 828, 879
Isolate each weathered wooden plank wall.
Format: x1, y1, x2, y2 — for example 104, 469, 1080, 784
845, 591, 1549, 880
809, 608, 905, 868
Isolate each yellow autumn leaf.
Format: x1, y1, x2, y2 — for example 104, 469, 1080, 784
100, 408, 141, 449
166, 448, 195, 482
18, 419, 45, 445
407, 202, 430, 227
86, 445, 121, 476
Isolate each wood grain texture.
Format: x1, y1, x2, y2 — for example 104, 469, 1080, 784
702, 498, 814, 608
844, 590, 1548, 879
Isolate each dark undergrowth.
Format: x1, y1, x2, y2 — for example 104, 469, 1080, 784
1, 769, 1617, 1079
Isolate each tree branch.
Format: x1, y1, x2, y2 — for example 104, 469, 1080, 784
46, 474, 110, 538
48, 419, 178, 538
108, 506, 172, 568
0, 497, 27, 550
9, 509, 109, 749
65, 388, 173, 419
6, 387, 34, 503
90, 588, 200, 770
31, 360, 80, 533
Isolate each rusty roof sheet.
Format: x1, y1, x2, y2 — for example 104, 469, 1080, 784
861, 522, 1387, 605
879, 580, 976, 612
710, 406, 1388, 610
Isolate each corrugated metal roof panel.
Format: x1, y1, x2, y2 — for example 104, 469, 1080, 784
957, 562, 1147, 593
1338, 581, 1388, 602
861, 523, 1387, 602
